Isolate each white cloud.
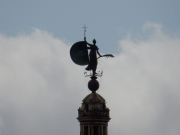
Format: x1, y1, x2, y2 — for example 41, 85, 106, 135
100, 22, 180, 135
0, 30, 85, 135
0, 23, 180, 135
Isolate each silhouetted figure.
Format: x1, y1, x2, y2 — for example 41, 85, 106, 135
70, 38, 114, 77
86, 39, 114, 76
86, 39, 100, 76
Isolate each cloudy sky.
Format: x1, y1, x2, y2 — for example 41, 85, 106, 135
0, 0, 180, 135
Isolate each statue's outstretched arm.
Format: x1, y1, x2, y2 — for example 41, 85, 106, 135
97, 50, 114, 59
97, 50, 102, 57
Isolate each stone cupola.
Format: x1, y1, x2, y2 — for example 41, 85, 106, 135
77, 92, 111, 135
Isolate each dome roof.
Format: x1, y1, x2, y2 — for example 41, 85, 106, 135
83, 92, 105, 103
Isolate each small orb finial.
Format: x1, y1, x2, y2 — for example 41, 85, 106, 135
88, 76, 99, 92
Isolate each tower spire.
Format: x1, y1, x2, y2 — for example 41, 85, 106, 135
70, 28, 113, 135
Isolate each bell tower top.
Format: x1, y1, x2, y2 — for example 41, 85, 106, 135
77, 92, 110, 135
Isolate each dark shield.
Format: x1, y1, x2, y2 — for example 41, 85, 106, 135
70, 41, 89, 66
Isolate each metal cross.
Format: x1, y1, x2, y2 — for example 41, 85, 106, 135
82, 25, 88, 41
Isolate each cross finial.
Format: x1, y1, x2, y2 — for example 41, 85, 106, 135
82, 25, 88, 41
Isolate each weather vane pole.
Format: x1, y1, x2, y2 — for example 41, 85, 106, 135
82, 25, 88, 41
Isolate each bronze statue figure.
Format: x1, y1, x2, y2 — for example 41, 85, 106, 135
70, 39, 114, 77
85, 39, 114, 76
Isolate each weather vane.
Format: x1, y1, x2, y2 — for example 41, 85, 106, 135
70, 26, 114, 92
